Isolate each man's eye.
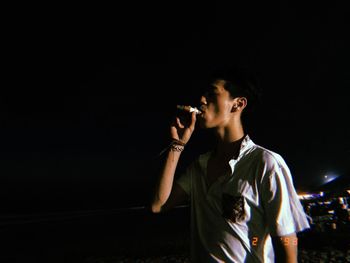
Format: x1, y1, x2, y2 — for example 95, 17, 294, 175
206, 91, 215, 98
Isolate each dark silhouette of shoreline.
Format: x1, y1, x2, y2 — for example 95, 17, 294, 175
1, 205, 349, 263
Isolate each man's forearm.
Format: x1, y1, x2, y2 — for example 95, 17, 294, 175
151, 150, 182, 212
272, 234, 298, 263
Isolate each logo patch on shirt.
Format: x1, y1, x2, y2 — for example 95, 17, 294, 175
222, 193, 245, 223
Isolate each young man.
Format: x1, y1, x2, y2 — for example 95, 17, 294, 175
151, 68, 310, 262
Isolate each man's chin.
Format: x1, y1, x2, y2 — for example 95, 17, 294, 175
198, 120, 209, 129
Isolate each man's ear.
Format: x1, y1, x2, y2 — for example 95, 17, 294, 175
231, 97, 247, 112
237, 97, 247, 110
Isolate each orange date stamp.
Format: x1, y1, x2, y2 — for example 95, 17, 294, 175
251, 237, 298, 246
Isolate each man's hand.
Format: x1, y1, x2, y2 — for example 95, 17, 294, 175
170, 111, 196, 144
271, 233, 298, 263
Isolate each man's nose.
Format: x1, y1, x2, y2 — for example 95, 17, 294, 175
200, 95, 207, 105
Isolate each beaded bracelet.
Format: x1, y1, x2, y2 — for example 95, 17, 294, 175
171, 138, 186, 146
170, 138, 186, 152
170, 144, 185, 152
158, 138, 187, 156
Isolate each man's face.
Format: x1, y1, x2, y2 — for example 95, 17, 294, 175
198, 79, 235, 129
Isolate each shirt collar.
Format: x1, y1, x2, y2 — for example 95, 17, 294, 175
238, 134, 255, 158
198, 134, 255, 173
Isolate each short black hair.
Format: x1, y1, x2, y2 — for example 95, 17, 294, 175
203, 65, 262, 115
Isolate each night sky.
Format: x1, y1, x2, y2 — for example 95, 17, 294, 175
1, 2, 349, 213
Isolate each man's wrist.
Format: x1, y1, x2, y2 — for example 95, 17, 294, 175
169, 138, 186, 152
170, 144, 185, 152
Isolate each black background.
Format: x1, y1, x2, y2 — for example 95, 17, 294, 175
1, 2, 349, 214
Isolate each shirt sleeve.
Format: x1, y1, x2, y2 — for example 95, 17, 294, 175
261, 153, 310, 237
175, 164, 193, 196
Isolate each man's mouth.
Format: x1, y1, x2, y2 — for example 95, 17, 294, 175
199, 104, 207, 112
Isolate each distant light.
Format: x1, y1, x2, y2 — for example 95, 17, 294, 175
298, 193, 322, 200
298, 194, 313, 199
320, 191, 324, 197
322, 173, 338, 184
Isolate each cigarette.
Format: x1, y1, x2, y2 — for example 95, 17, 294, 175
176, 105, 202, 114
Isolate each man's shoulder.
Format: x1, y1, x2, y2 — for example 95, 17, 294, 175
249, 143, 287, 170
188, 151, 211, 172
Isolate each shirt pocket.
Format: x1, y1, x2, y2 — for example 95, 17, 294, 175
221, 193, 245, 223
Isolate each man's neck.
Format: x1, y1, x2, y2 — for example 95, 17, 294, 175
212, 118, 245, 160
215, 135, 245, 160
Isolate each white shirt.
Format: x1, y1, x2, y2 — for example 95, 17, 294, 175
176, 135, 310, 263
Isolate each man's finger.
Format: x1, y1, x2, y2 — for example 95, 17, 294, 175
176, 117, 185, 128
189, 112, 196, 130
